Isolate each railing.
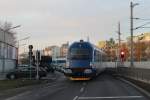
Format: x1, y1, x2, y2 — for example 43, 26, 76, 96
117, 67, 150, 84
106, 61, 150, 69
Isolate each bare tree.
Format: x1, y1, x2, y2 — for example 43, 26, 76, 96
0, 21, 17, 46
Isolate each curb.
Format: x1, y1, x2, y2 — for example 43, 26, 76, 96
118, 77, 150, 99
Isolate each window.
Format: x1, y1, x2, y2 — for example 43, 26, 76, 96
4, 44, 8, 58
12, 47, 17, 60
0, 42, 4, 58
69, 48, 91, 60
8, 45, 13, 59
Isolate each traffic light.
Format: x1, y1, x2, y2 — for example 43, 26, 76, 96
28, 52, 33, 56
28, 45, 33, 66
120, 51, 125, 62
36, 50, 41, 61
29, 45, 33, 50
28, 45, 33, 57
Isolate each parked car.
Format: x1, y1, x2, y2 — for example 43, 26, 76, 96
51, 58, 66, 73
17, 64, 29, 70
6, 67, 47, 80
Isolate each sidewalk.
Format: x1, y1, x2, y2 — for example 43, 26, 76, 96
0, 72, 63, 99
0, 73, 6, 80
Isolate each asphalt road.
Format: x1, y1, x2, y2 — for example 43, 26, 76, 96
3, 72, 149, 100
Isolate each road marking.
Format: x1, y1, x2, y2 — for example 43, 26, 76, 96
6, 91, 31, 100
43, 83, 64, 89
49, 77, 57, 80
119, 78, 150, 98
80, 87, 84, 93
78, 96, 143, 99
82, 82, 86, 86
40, 86, 67, 97
73, 96, 79, 100
46, 84, 62, 88
45, 81, 59, 86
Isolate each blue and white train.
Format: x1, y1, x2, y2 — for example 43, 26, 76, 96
64, 40, 107, 80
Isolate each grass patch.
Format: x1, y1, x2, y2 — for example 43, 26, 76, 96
0, 79, 43, 91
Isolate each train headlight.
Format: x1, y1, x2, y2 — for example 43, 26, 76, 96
84, 69, 92, 74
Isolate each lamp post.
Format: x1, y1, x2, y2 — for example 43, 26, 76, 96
17, 36, 30, 65
18, 36, 30, 49
0, 25, 21, 73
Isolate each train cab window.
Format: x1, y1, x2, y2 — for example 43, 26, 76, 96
69, 48, 92, 60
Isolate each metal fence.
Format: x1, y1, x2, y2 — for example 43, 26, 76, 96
117, 67, 150, 84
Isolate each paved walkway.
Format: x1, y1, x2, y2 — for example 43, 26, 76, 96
0, 73, 6, 80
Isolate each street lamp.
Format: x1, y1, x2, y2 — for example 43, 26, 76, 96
0, 25, 21, 73
133, 18, 150, 21
6, 25, 21, 31
18, 36, 30, 47
133, 22, 150, 30
133, 18, 150, 60
17, 36, 30, 65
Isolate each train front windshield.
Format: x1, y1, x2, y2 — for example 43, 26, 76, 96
69, 48, 92, 60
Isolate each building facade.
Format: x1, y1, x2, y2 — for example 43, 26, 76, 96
44, 46, 60, 60
0, 29, 17, 74
60, 43, 69, 58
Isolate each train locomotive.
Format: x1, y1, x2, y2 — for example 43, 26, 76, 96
64, 40, 107, 80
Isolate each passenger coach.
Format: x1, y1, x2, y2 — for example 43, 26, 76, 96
64, 40, 107, 80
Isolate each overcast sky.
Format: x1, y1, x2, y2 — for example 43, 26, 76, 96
0, 0, 150, 50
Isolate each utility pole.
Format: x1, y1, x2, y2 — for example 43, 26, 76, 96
36, 50, 40, 80
118, 22, 121, 53
117, 22, 121, 67
130, 2, 139, 67
29, 45, 33, 80
130, 2, 134, 67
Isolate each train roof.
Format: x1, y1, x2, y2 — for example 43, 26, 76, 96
69, 40, 106, 54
